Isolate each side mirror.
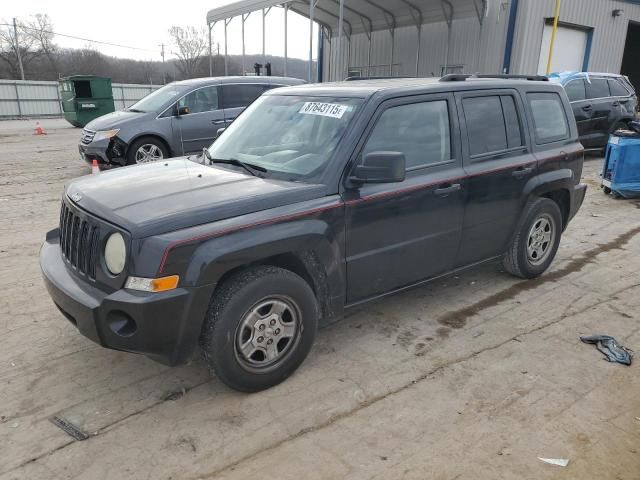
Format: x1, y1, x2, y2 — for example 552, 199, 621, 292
350, 151, 406, 184
177, 105, 190, 116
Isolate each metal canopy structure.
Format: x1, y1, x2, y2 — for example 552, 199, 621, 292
206, 0, 488, 81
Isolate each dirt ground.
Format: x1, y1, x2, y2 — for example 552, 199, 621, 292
0, 118, 639, 480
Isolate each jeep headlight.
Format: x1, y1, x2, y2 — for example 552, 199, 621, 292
104, 232, 126, 275
93, 129, 120, 142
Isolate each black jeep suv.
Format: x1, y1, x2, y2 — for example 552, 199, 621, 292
41, 75, 586, 392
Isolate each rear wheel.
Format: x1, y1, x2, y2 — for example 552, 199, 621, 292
200, 266, 318, 392
126, 136, 169, 165
503, 198, 562, 279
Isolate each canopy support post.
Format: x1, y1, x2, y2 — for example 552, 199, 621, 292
242, 13, 251, 75
389, 28, 395, 76
416, 25, 422, 76
284, 3, 289, 77
224, 18, 231, 76
208, 22, 215, 77
441, 0, 454, 75
337, 0, 344, 80
309, 0, 318, 82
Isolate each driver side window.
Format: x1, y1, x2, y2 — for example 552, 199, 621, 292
178, 86, 219, 114
362, 100, 452, 171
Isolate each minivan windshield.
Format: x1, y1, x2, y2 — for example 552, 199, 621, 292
207, 95, 363, 180
127, 84, 191, 113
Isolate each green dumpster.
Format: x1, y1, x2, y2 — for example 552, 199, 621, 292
59, 75, 115, 128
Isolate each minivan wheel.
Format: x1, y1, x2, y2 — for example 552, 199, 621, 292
126, 137, 168, 165
503, 197, 562, 279
200, 266, 318, 392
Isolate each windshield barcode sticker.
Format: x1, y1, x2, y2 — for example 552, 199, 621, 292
299, 102, 348, 119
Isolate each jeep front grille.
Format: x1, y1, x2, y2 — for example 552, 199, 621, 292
59, 201, 100, 279
80, 129, 96, 145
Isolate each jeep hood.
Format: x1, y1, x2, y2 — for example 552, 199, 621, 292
66, 158, 327, 237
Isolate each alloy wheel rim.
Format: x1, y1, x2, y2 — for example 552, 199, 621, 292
526, 213, 555, 266
135, 144, 163, 163
235, 296, 301, 372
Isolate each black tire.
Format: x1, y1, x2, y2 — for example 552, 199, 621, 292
126, 136, 169, 165
603, 186, 612, 195
503, 197, 563, 279
200, 266, 318, 392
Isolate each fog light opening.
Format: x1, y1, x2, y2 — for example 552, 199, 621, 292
107, 311, 137, 337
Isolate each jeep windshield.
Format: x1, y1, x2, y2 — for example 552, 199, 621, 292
207, 95, 363, 181
127, 84, 190, 113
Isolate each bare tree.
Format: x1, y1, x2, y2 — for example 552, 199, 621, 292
24, 14, 57, 74
0, 15, 55, 79
168, 26, 207, 79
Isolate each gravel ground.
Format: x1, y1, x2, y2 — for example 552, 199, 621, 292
0, 118, 639, 480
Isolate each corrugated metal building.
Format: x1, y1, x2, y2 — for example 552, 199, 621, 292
321, 0, 640, 86
207, 1, 640, 87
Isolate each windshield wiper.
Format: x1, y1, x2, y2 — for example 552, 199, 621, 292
202, 148, 267, 177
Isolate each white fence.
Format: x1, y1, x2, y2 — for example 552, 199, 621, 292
0, 80, 160, 118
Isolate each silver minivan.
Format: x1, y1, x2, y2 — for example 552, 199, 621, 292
78, 76, 305, 167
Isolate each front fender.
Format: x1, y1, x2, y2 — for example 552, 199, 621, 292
136, 198, 346, 316
185, 218, 343, 290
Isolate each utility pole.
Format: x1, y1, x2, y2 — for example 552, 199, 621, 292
159, 43, 166, 84
13, 18, 25, 80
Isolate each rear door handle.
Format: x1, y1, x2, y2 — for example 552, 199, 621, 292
434, 183, 461, 196
512, 167, 533, 179
211, 119, 226, 125
582, 104, 592, 111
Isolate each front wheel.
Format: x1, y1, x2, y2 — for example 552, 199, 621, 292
126, 136, 169, 165
200, 266, 318, 392
503, 198, 562, 279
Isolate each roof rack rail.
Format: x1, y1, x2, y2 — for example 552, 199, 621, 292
439, 74, 549, 82
344, 75, 414, 81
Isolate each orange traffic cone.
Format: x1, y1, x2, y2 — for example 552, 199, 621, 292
91, 159, 100, 175
33, 122, 47, 135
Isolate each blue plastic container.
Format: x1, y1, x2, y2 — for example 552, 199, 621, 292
601, 131, 640, 198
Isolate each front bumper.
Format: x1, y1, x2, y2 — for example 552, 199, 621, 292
568, 183, 587, 223
40, 232, 213, 366
78, 137, 128, 167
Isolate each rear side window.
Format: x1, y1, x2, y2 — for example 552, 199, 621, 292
221, 84, 269, 109
587, 78, 611, 99
462, 95, 523, 157
362, 100, 451, 170
527, 92, 569, 144
564, 79, 586, 102
608, 79, 630, 97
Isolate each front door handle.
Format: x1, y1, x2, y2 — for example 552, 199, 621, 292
512, 167, 533, 179
211, 119, 226, 125
434, 183, 461, 196
582, 104, 593, 111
